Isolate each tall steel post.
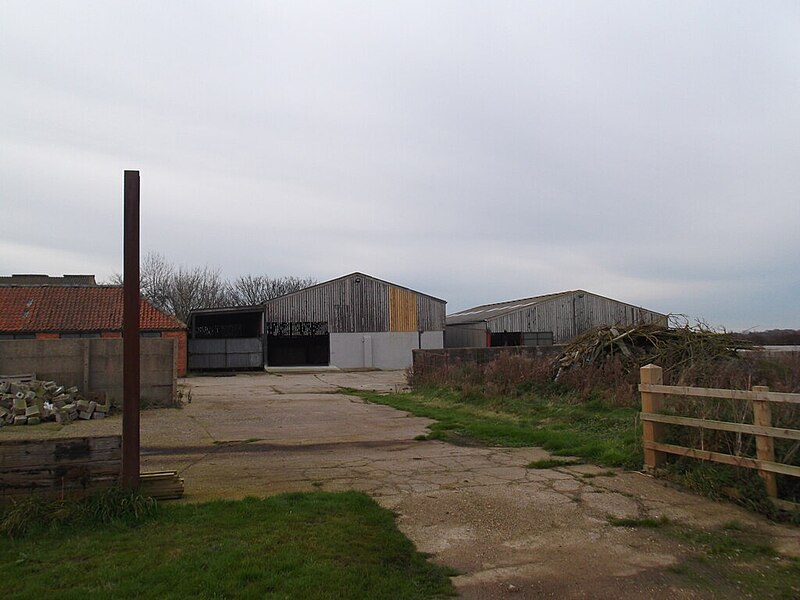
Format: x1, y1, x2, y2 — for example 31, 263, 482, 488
122, 170, 141, 488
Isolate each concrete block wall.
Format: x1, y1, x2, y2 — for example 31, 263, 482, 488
412, 345, 564, 377
0, 338, 177, 408
32, 330, 187, 377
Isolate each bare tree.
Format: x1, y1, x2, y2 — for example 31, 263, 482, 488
168, 264, 231, 323
229, 274, 316, 305
140, 251, 176, 315
107, 253, 316, 322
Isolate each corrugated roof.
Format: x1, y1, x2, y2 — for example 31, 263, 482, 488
446, 291, 577, 325
0, 286, 185, 333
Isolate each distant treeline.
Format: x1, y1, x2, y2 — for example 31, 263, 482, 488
735, 329, 800, 345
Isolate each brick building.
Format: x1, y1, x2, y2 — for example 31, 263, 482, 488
0, 281, 187, 376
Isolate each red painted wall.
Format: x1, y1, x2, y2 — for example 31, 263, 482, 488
161, 330, 187, 377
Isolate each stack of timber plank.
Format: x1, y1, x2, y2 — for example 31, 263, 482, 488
0, 436, 121, 504
139, 471, 184, 500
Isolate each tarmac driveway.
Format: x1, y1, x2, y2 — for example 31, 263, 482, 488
5, 371, 800, 598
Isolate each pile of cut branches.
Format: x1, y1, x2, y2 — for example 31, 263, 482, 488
556, 319, 753, 379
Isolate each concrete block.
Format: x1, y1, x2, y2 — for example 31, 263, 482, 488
27, 417, 41, 425
78, 411, 92, 420
76, 399, 90, 411
93, 412, 106, 419
25, 405, 41, 418
13, 416, 27, 425
13, 398, 27, 415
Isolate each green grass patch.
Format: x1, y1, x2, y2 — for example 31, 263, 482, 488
581, 470, 617, 479
1, 488, 157, 538
355, 386, 642, 469
606, 516, 800, 598
608, 515, 670, 528
663, 459, 793, 521
527, 458, 584, 469
0, 491, 457, 599
663, 522, 800, 598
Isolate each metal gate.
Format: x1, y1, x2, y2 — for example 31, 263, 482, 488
188, 338, 263, 370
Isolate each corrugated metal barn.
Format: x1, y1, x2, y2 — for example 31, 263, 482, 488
446, 290, 667, 348
264, 272, 446, 369
188, 272, 446, 370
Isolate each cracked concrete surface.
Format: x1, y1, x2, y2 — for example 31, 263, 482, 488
5, 371, 798, 598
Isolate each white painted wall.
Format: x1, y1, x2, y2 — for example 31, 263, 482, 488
329, 331, 443, 369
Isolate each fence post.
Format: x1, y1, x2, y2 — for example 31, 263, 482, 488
752, 385, 778, 498
641, 364, 665, 471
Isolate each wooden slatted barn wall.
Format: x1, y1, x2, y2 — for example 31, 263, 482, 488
389, 286, 418, 332
583, 294, 667, 329
417, 295, 446, 331
485, 292, 666, 344
265, 274, 391, 333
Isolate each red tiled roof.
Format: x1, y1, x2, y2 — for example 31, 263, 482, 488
0, 286, 185, 333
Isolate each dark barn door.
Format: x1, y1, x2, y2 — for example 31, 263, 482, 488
266, 322, 329, 366
490, 332, 523, 347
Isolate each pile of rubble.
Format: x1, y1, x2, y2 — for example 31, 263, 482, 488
0, 375, 109, 427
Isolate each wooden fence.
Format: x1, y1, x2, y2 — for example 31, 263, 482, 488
639, 364, 800, 503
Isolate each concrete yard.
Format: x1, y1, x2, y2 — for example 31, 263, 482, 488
4, 371, 799, 598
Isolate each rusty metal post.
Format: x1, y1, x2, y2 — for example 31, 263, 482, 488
122, 170, 141, 489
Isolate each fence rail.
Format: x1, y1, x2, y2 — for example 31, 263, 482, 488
639, 364, 800, 500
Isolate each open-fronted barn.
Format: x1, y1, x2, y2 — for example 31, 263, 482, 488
188, 272, 446, 370
446, 290, 667, 348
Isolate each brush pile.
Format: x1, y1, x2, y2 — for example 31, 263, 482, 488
556, 321, 754, 377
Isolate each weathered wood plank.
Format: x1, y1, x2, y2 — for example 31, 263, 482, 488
0, 460, 121, 489
752, 385, 779, 497
639, 384, 800, 404
640, 365, 666, 469
0, 436, 121, 469
640, 412, 800, 441
644, 441, 800, 478
0, 436, 122, 503
139, 470, 184, 500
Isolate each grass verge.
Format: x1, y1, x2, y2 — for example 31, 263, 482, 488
609, 517, 800, 598
0, 491, 456, 599
355, 386, 642, 468
527, 458, 585, 469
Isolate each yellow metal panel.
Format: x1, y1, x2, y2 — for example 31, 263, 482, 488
389, 287, 417, 332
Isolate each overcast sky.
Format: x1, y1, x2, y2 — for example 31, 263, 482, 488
1, 1, 798, 330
